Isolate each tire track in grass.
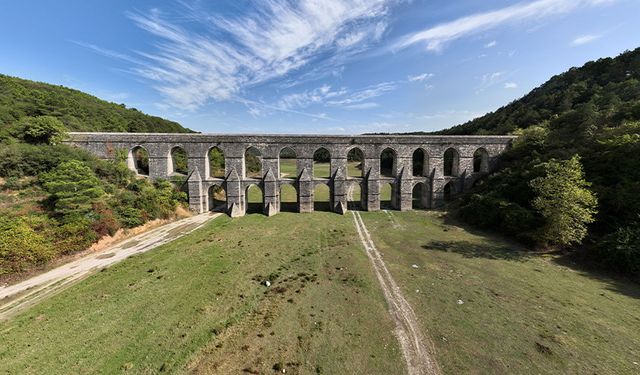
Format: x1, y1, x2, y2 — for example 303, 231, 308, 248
352, 211, 440, 375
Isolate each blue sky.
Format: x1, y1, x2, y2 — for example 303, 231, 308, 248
1, 0, 639, 134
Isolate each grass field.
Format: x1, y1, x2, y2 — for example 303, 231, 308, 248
0, 213, 403, 374
279, 159, 362, 179
359, 211, 640, 375
2, 211, 639, 374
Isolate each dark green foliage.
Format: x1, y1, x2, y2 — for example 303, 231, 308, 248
380, 149, 394, 176
279, 147, 296, 159
41, 160, 106, 221
19, 115, 67, 144
313, 148, 330, 162
347, 148, 363, 162
170, 147, 188, 175
208, 147, 225, 178
0, 74, 190, 134
435, 49, 640, 136
131, 147, 149, 175
596, 220, 640, 276
0, 73, 191, 275
245, 148, 262, 176
447, 48, 640, 277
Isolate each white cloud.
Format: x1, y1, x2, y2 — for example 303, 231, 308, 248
407, 73, 434, 82
485, 40, 497, 48
277, 84, 347, 110
277, 81, 397, 111
476, 71, 508, 92
504, 82, 518, 89
482, 71, 505, 83
114, 1, 396, 109
327, 81, 397, 106
395, 0, 614, 52
571, 34, 601, 46
344, 102, 379, 109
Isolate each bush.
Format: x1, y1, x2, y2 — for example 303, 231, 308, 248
2, 176, 22, 190
595, 221, 640, 278
0, 215, 55, 274
19, 115, 67, 145
40, 160, 105, 220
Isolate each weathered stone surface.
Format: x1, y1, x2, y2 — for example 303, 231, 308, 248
65, 132, 515, 216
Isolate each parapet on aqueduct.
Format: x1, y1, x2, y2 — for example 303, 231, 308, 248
65, 133, 515, 217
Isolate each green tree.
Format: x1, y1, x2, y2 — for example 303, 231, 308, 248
20, 115, 67, 145
530, 156, 598, 246
41, 160, 105, 220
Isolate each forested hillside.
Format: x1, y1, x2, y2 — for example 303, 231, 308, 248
0, 74, 189, 134
441, 48, 640, 278
0, 75, 190, 276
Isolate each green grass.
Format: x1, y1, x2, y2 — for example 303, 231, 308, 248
0, 213, 402, 374
359, 211, 640, 375
279, 158, 297, 178
3, 211, 638, 374
277, 160, 362, 179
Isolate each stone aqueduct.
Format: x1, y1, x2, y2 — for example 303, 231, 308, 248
66, 133, 515, 217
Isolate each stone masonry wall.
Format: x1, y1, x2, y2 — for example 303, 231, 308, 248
65, 132, 516, 217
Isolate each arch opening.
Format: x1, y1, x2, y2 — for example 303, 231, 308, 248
279, 147, 297, 179
279, 184, 298, 212
313, 184, 331, 211
313, 148, 331, 179
347, 183, 362, 210
128, 146, 149, 176
245, 147, 262, 179
412, 183, 430, 209
473, 148, 489, 173
380, 182, 394, 209
347, 148, 364, 178
208, 147, 225, 179
443, 148, 460, 177
208, 184, 226, 212
443, 181, 456, 202
170, 146, 188, 175
412, 148, 429, 177
246, 184, 263, 214
380, 148, 396, 177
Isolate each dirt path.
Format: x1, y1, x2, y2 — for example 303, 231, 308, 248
352, 211, 441, 375
0, 212, 218, 320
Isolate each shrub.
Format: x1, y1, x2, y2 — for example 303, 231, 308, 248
19, 116, 67, 145
595, 221, 640, 278
0, 215, 55, 274
40, 160, 105, 220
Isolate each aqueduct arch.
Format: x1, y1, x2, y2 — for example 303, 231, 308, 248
66, 133, 515, 217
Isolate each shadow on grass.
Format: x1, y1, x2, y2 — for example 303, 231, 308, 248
423, 240, 532, 262
552, 252, 640, 300
434, 208, 640, 299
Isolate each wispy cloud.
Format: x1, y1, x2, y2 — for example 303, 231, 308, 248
476, 71, 508, 92
407, 73, 434, 82
504, 82, 518, 89
326, 81, 397, 106
344, 102, 379, 109
485, 40, 497, 48
92, 1, 398, 109
571, 34, 601, 46
276, 81, 397, 111
395, 0, 614, 52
